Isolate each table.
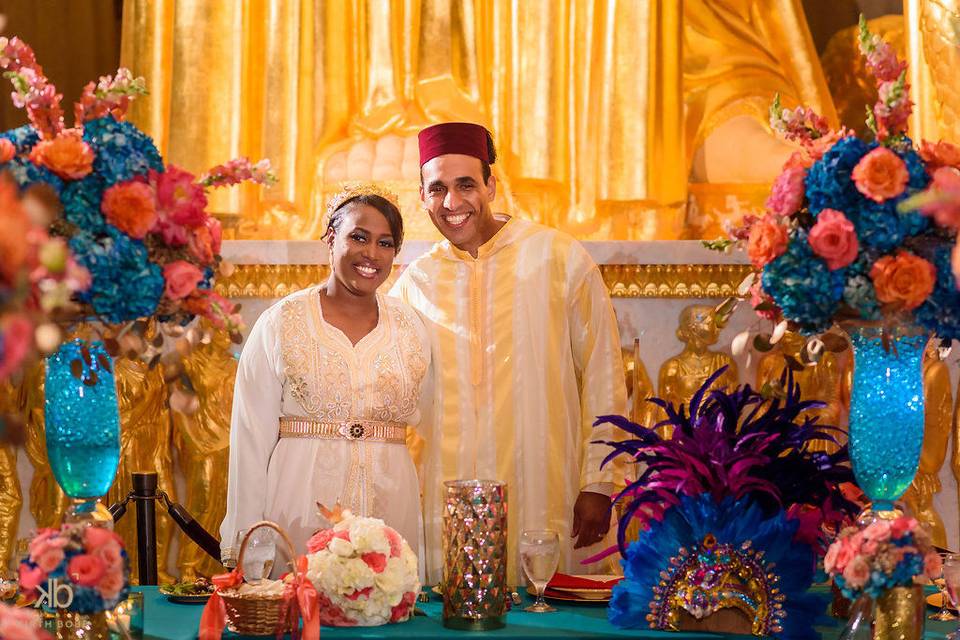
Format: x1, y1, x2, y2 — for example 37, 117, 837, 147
139, 587, 956, 639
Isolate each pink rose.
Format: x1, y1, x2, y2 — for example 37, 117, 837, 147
67, 554, 105, 587
863, 520, 892, 542
206, 216, 222, 256
361, 552, 387, 573
390, 592, 417, 623
890, 516, 917, 539
925, 552, 943, 579
163, 261, 203, 301
862, 539, 879, 555
306, 529, 334, 553
808, 209, 858, 270
920, 167, 960, 229
35, 548, 64, 574
384, 528, 403, 559
150, 165, 207, 228
93, 542, 123, 572
18, 564, 45, 592
843, 556, 871, 589
746, 216, 789, 269
766, 165, 806, 217
824, 542, 841, 574
834, 539, 858, 571
83, 526, 122, 552
852, 146, 909, 202
96, 569, 124, 602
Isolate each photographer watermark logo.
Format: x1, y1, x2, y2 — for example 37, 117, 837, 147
34, 578, 74, 608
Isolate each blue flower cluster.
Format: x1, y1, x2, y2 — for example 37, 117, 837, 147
18, 540, 129, 614
62, 175, 107, 232
1, 156, 63, 194
915, 247, 960, 342
805, 136, 870, 216
762, 235, 845, 333
69, 227, 165, 323
82, 116, 164, 186
0, 124, 39, 152
834, 533, 927, 600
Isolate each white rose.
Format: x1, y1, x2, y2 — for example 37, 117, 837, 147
328, 537, 354, 557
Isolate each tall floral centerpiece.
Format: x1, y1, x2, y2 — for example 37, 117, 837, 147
716, 18, 960, 517
0, 36, 274, 524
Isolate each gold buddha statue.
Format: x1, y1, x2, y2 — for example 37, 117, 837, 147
0, 380, 22, 577
657, 305, 739, 433
903, 344, 954, 547
756, 332, 850, 453
172, 325, 234, 580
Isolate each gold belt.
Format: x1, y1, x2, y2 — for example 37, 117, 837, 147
278, 417, 406, 444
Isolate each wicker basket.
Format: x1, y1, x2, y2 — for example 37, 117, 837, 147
220, 521, 298, 636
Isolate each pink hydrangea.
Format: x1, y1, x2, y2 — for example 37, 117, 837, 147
766, 165, 806, 217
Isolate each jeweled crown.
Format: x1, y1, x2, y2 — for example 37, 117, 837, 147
324, 183, 400, 226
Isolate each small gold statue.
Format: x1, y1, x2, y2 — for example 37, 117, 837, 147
756, 332, 850, 453
0, 380, 22, 577
172, 325, 234, 580
622, 338, 655, 425
657, 305, 739, 435
903, 343, 954, 547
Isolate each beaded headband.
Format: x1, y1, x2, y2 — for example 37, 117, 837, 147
324, 183, 400, 231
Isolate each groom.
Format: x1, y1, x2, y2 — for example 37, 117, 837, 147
392, 122, 627, 583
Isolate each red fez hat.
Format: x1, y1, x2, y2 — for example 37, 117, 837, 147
418, 122, 490, 165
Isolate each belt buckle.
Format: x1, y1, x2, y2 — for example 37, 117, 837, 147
347, 423, 366, 440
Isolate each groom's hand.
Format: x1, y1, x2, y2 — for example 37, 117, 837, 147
571, 491, 611, 549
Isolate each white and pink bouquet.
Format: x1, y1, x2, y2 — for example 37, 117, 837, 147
825, 515, 940, 600
303, 506, 419, 626
17, 523, 128, 613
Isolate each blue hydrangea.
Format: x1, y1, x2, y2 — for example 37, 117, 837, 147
200, 266, 214, 290
61, 174, 107, 232
69, 587, 107, 614
901, 147, 930, 191
843, 274, 881, 321
915, 246, 960, 342
82, 116, 164, 187
0, 124, 39, 152
69, 226, 165, 323
856, 200, 903, 251
761, 234, 845, 333
1, 156, 63, 194
805, 136, 871, 215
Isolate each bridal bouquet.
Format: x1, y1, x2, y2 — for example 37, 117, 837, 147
303, 506, 419, 626
18, 523, 129, 614
825, 516, 940, 600
0, 37, 274, 400
716, 18, 960, 342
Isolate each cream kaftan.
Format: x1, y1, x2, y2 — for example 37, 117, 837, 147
391, 216, 627, 584
220, 288, 431, 563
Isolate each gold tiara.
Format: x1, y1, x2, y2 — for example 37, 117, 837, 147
324, 183, 400, 226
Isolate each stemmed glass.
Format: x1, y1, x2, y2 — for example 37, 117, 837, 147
519, 529, 559, 613
943, 553, 960, 639
234, 527, 278, 584
931, 552, 957, 622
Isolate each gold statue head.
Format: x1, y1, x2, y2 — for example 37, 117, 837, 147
677, 304, 720, 348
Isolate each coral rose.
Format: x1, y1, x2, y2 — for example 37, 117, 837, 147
766, 165, 806, 217
187, 223, 215, 264
102, 180, 157, 239
162, 261, 203, 301
83, 525, 122, 551
97, 569, 125, 601
852, 146, 909, 203
67, 553, 106, 587
870, 251, 936, 311
808, 209, 859, 270
824, 542, 840, 574
35, 547, 64, 574
17, 563, 45, 593
746, 217, 789, 269
842, 556, 871, 589
0, 138, 15, 163
361, 552, 387, 574
307, 529, 335, 553
29, 129, 94, 180
920, 140, 960, 171
93, 542, 123, 572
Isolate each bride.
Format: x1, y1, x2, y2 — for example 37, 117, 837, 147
220, 185, 431, 566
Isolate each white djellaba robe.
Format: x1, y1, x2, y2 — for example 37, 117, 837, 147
220, 287, 432, 567
391, 216, 628, 585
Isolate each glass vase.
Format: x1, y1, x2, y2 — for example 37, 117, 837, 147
44, 339, 121, 521
844, 323, 927, 515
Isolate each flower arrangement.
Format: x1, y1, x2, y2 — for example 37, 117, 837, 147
715, 17, 960, 342
17, 523, 129, 614
0, 36, 275, 407
302, 505, 420, 626
825, 516, 940, 601
0, 603, 48, 640
594, 369, 858, 638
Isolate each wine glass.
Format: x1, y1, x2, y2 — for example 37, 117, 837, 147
943, 553, 960, 639
931, 552, 957, 622
519, 529, 559, 613
235, 527, 278, 584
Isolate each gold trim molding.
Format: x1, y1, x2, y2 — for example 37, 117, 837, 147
215, 263, 753, 299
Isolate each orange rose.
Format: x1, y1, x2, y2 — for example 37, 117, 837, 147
851, 146, 909, 203
29, 129, 94, 180
869, 250, 936, 311
746, 217, 789, 269
0, 138, 15, 163
101, 180, 157, 239
920, 140, 960, 171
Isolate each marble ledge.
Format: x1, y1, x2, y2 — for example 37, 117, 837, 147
220, 239, 749, 266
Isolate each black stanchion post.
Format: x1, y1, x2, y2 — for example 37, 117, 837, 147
131, 471, 159, 586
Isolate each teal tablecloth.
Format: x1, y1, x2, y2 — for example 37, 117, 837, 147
139, 586, 956, 639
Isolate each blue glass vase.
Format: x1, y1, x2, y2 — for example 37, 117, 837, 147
44, 339, 120, 517
845, 324, 927, 514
